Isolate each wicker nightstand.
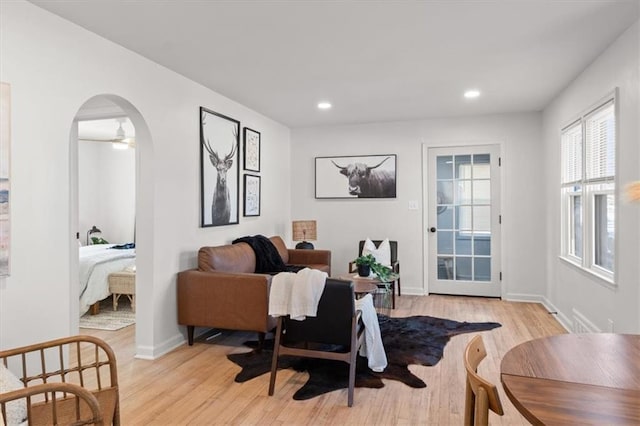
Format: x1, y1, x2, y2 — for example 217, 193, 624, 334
108, 271, 136, 312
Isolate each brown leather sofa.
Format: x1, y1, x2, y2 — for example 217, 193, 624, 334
177, 236, 331, 346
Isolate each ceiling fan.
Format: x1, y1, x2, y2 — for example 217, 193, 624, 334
78, 120, 135, 149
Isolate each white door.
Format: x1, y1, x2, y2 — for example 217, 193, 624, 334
426, 145, 502, 297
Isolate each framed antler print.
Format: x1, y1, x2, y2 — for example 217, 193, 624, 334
243, 127, 260, 172
200, 107, 240, 227
243, 174, 261, 217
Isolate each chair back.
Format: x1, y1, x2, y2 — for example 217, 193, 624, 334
463, 335, 503, 426
0, 335, 119, 426
281, 279, 355, 347
358, 240, 398, 263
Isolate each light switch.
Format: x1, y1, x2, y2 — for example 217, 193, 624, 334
408, 200, 419, 210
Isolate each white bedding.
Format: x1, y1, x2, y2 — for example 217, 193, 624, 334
79, 244, 135, 315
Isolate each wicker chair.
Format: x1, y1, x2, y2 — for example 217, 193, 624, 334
0, 335, 119, 425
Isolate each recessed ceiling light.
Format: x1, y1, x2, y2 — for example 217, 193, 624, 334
464, 90, 481, 99
317, 102, 332, 110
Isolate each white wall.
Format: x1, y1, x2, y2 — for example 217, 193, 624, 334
78, 141, 136, 245
2, 1, 637, 359
0, 1, 292, 357
542, 22, 640, 333
291, 113, 545, 299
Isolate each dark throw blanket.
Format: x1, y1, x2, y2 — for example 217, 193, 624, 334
232, 235, 289, 273
227, 314, 502, 400
109, 242, 135, 250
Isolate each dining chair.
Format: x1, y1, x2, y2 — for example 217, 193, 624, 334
463, 335, 504, 426
348, 239, 400, 308
268, 278, 365, 407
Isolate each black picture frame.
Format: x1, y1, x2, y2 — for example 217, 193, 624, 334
243, 127, 261, 172
243, 174, 261, 217
315, 154, 397, 199
200, 107, 240, 227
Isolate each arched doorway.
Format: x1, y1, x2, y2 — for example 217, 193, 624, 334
69, 94, 153, 357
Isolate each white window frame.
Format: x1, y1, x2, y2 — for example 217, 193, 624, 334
560, 90, 617, 285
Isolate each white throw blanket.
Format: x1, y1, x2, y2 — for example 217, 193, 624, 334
269, 268, 327, 320
355, 293, 388, 372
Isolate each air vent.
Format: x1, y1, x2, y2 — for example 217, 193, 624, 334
571, 308, 600, 333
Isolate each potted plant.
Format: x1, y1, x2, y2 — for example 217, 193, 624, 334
370, 262, 398, 284
353, 254, 376, 277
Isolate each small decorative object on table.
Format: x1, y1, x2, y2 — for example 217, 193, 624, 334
351, 255, 399, 310
352, 254, 399, 283
86, 225, 102, 245
353, 254, 375, 277
292, 220, 317, 249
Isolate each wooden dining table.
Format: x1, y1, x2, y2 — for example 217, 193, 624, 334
500, 333, 640, 425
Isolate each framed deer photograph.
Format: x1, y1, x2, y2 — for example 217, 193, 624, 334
200, 107, 240, 227
315, 154, 397, 199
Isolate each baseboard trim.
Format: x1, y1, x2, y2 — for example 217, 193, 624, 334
135, 332, 184, 360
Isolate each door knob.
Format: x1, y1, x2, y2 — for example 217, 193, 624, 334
430, 227, 437, 233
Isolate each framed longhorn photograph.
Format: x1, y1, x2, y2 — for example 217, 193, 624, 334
315, 154, 397, 199
200, 107, 240, 227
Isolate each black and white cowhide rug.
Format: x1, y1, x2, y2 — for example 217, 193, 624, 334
227, 315, 501, 401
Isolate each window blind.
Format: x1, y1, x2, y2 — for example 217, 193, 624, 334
561, 122, 582, 184
585, 101, 615, 181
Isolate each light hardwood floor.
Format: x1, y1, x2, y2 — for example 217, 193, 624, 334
87, 295, 566, 425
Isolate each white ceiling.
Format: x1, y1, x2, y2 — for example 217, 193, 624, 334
78, 117, 135, 142
30, 0, 639, 128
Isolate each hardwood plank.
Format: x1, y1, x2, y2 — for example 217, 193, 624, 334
81, 295, 566, 425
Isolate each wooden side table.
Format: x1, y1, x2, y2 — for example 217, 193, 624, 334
108, 271, 136, 312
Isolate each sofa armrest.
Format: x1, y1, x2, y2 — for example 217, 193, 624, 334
177, 269, 274, 333
287, 249, 331, 268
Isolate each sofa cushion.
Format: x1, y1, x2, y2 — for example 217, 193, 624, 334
269, 236, 289, 264
198, 243, 255, 273
233, 235, 290, 273
302, 264, 331, 274
362, 238, 391, 267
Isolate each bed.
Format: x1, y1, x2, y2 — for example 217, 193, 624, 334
79, 244, 135, 316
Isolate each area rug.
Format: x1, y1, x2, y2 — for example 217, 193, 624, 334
227, 314, 501, 400
79, 297, 135, 331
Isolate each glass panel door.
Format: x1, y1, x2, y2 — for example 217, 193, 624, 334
427, 145, 501, 297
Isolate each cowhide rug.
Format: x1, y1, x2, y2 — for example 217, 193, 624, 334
227, 315, 501, 400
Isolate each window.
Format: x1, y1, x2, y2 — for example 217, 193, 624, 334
561, 95, 616, 282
